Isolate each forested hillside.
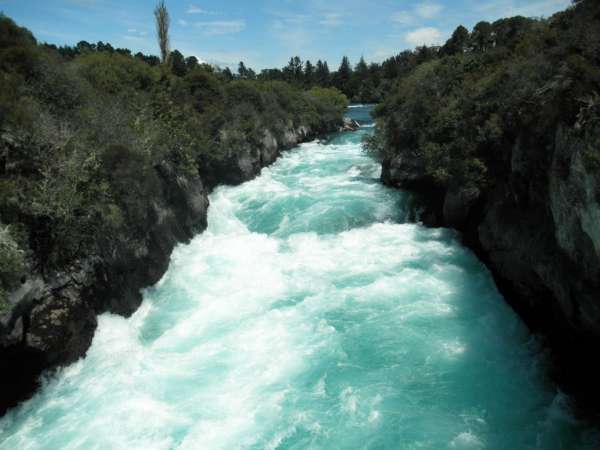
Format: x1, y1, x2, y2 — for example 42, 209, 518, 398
368, 0, 599, 197
0, 11, 349, 413
248, 49, 438, 104
0, 14, 347, 310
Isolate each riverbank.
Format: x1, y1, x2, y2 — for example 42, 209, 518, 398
0, 121, 344, 415
0, 13, 350, 414
368, 0, 600, 421
3, 106, 598, 448
380, 128, 600, 421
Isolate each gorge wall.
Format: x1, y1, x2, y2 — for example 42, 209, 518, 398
381, 126, 600, 419
0, 124, 322, 415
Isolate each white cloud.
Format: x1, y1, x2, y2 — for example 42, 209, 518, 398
187, 4, 216, 15
320, 13, 343, 27
195, 20, 246, 35
414, 2, 444, 19
392, 2, 443, 26
179, 19, 189, 27
405, 27, 443, 47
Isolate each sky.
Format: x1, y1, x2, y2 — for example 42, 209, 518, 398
0, 0, 572, 70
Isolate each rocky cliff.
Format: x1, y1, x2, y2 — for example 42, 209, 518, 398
382, 126, 600, 418
0, 124, 322, 415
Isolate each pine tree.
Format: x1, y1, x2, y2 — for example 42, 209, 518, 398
334, 56, 352, 96
304, 60, 315, 86
315, 60, 330, 86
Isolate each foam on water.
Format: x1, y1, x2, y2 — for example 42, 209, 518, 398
1, 107, 599, 449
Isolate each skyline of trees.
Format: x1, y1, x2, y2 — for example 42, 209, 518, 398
36, 0, 582, 105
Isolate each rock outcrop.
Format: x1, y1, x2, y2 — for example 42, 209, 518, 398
382, 126, 600, 418
200, 126, 315, 189
0, 124, 322, 415
340, 118, 360, 132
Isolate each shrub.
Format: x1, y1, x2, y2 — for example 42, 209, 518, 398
75, 52, 158, 94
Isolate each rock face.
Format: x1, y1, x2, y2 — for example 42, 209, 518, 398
0, 125, 320, 415
199, 126, 315, 189
341, 118, 360, 132
382, 127, 600, 417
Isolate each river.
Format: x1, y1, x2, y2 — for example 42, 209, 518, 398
1, 106, 598, 449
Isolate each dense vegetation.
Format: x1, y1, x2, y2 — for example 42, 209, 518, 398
0, 14, 348, 308
43, 39, 434, 105
367, 0, 600, 193
242, 49, 438, 104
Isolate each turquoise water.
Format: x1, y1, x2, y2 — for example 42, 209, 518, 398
1, 106, 599, 449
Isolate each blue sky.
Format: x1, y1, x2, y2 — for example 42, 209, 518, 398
0, 0, 571, 70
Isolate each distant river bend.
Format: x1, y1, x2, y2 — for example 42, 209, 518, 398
1, 106, 598, 449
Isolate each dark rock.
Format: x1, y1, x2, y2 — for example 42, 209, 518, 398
381, 126, 600, 419
382, 153, 445, 226
443, 185, 481, 229
199, 126, 317, 189
0, 123, 330, 416
340, 118, 360, 132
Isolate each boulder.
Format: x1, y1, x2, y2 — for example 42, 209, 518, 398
341, 118, 360, 132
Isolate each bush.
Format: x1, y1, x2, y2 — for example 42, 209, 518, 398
75, 52, 157, 94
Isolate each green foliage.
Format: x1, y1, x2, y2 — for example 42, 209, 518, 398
304, 87, 349, 130
75, 52, 157, 94
372, 0, 600, 191
256, 48, 438, 103
184, 68, 224, 112
0, 13, 347, 293
169, 50, 186, 77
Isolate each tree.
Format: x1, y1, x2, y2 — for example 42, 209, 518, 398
115, 48, 131, 57
283, 56, 303, 83
315, 60, 330, 86
471, 21, 494, 52
442, 25, 470, 55
415, 46, 438, 64
237, 61, 256, 80
154, 1, 170, 63
222, 66, 234, 81
259, 68, 283, 81
304, 60, 314, 86
491, 17, 534, 49
355, 57, 368, 79
353, 56, 369, 98
334, 56, 352, 96
184, 70, 223, 112
76, 40, 94, 53
169, 49, 186, 76
135, 53, 160, 66
238, 61, 248, 79
185, 55, 199, 71
96, 41, 114, 53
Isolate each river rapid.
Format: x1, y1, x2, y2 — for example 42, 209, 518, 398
1, 106, 599, 449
